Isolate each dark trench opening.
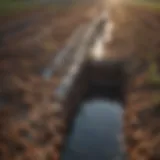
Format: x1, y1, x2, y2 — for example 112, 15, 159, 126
60, 61, 126, 160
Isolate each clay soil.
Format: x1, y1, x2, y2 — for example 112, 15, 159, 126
0, 4, 100, 95
0, 4, 101, 160
0, 4, 99, 72
0, 3, 102, 116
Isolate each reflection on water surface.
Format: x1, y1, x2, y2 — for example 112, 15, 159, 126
62, 98, 125, 160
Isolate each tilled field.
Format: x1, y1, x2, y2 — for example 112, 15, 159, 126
0, 4, 103, 160
0, 5, 99, 71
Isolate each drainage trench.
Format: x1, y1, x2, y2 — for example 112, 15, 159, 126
57, 42, 126, 160
41, 13, 126, 159
60, 58, 125, 160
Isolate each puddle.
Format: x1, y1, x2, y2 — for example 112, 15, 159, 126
61, 98, 125, 160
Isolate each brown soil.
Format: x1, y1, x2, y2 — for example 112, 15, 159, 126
0, 4, 101, 160
0, 5, 99, 72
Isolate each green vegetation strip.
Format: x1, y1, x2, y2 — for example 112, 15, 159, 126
130, 0, 160, 10
0, 0, 94, 15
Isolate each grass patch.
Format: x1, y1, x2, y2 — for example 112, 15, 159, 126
0, 0, 43, 15
0, 0, 78, 15
0, 0, 94, 15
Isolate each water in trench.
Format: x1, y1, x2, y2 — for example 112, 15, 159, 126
61, 98, 125, 160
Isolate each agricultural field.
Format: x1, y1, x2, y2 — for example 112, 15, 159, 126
0, 1, 100, 72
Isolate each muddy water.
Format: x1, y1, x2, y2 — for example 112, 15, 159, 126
61, 98, 125, 160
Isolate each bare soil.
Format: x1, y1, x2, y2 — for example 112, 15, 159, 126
0, 4, 101, 160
